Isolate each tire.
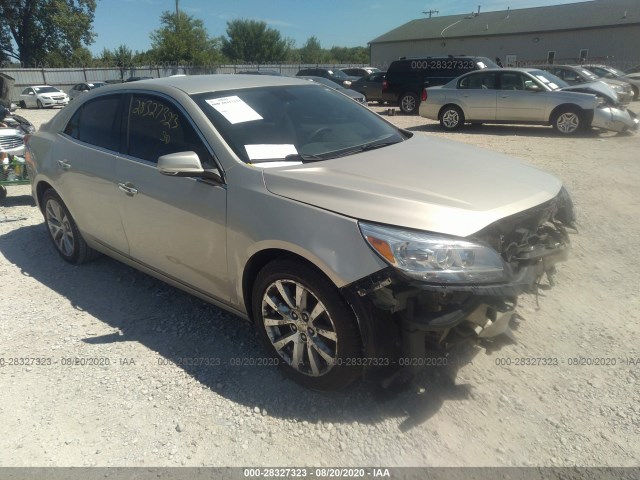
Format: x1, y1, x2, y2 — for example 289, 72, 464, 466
0, 185, 7, 201
439, 105, 465, 130
36, 99, 43, 109
42, 189, 99, 264
552, 107, 583, 135
19, 100, 26, 109
399, 92, 419, 115
252, 258, 363, 390
632, 86, 639, 101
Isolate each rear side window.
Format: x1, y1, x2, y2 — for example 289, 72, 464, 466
459, 72, 497, 89
63, 94, 122, 151
126, 94, 213, 166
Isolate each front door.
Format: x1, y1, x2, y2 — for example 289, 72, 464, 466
497, 72, 545, 122
115, 93, 229, 301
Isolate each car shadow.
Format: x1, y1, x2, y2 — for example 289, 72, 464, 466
407, 123, 606, 138
0, 193, 36, 208
1, 224, 494, 430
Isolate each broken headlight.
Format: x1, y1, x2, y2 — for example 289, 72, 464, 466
359, 222, 509, 284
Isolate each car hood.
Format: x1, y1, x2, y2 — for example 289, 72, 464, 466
262, 135, 562, 238
561, 81, 618, 103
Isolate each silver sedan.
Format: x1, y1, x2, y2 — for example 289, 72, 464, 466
419, 68, 636, 135
25, 74, 575, 390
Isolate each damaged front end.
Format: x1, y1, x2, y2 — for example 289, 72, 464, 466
342, 188, 576, 379
563, 82, 639, 133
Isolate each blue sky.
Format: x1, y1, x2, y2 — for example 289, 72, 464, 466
91, 0, 585, 54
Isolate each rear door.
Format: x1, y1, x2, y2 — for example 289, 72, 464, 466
456, 72, 497, 120
115, 92, 229, 301
54, 94, 129, 253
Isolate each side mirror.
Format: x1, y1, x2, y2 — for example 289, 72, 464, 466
526, 83, 542, 92
157, 151, 222, 182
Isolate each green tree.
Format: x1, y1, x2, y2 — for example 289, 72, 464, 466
150, 10, 225, 65
299, 36, 327, 64
222, 19, 290, 63
0, 0, 97, 67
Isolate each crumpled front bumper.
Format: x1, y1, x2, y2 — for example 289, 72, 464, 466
341, 190, 575, 381
592, 106, 639, 133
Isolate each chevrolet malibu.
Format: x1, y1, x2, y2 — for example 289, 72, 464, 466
26, 75, 574, 390
420, 68, 638, 135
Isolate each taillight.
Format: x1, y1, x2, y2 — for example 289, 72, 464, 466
421, 88, 427, 102
382, 80, 388, 92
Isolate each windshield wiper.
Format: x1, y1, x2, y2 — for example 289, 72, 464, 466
359, 140, 401, 152
284, 153, 326, 163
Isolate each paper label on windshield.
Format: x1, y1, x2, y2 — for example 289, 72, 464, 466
205, 96, 263, 124
245, 144, 298, 160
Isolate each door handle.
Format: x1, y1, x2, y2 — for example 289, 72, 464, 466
57, 159, 71, 170
118, 182, 138, 196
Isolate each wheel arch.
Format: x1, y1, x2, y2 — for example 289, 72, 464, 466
242, 248, 393, 368
36, 180, 55, 212
242, 248, 339, 324
548, 103, 586, 123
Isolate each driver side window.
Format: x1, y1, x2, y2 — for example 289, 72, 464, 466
126, 94, 215, 168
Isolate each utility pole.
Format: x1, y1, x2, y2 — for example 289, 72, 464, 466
422, 9, 439, 18
176, 0, 179, 32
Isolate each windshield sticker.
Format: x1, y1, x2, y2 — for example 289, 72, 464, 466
548, 82, 559, 89
535, 75, 550, 83
245, 144, 298, 160
205, 96, 263, 124
477, 62, 486, 69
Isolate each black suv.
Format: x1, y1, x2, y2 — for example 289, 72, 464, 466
382, 55, 498, 114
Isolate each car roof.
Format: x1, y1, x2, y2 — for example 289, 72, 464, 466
464, 68, 544, 73
103, 74, 310, 95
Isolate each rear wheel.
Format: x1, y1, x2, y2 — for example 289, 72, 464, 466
552, 107, 583, 135
399, 92, 419, 114
440, 105, 465, 130
42, 189, 99, 264
252, 258, 362, 390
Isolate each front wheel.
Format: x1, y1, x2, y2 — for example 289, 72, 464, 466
19, 100, 26, 109
42, 189, 99, 264
36, 99, 43, 109
440, 106, 465, 130
252, 258, 362, 390
399, 92, 419, 114
552, 107, 583, 135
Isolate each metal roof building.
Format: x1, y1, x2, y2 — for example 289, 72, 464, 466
369, 0, 640, 70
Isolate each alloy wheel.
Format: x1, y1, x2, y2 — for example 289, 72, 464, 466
442, 109, 460, 128
556, 112, 579, 134
45, 198, 75, 257
261, 279, 338, 377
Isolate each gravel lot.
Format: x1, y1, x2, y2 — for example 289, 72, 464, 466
1, 103, 638, 468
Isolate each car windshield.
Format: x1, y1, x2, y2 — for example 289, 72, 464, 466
530, 70, 569, 90
89, 82, 106, 88
299, 76, 343, 90
476, 57, 500, 69
329, 70, 348, 79
576, 68, 599, 80
606, 67, 626, 77
192, 85, 406, 165
34, 86, 59, 93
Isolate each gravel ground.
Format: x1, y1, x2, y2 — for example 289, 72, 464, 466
0, 103, 638, 467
